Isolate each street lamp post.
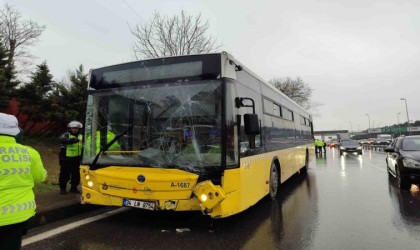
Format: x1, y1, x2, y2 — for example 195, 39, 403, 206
400, 98, 411, 135
397, 112, 401, 136
365, 114, 370, 136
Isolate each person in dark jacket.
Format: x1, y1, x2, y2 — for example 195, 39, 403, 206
58, 121, 83, 194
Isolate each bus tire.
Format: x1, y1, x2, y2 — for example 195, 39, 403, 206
269, 161, 280, 200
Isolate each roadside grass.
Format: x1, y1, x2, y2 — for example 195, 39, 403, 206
22, 136, 61, 194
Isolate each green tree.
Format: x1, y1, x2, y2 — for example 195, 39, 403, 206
0, 41, 19, 108
269, 77, 321, 114
52, 65, 88, 123
16, 61, 54, 133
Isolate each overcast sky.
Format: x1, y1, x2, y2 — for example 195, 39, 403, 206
7, 0, 420, 131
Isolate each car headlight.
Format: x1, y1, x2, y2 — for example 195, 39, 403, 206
403, 158, 420, 169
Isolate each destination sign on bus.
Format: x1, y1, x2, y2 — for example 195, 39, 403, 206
102, 61, 202, 84
89, 54, 222, 89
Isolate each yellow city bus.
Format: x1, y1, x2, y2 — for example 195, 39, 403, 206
80, 52, 315, 218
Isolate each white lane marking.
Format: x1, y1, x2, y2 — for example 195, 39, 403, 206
342, 155, 387, 172
22, 207, 129, 246
364, 160, 386, 172
348, 154, 386, 173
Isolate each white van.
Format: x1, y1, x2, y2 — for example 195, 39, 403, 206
376, 134, 392, 144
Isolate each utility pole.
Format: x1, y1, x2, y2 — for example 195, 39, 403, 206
400, 98, 411, 135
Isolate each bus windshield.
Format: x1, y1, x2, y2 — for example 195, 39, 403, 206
82, 80, 223, 172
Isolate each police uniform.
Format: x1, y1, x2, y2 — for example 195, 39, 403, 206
58, 121, 83, 194
0, 113, 47, 250
314, 139, 324, 154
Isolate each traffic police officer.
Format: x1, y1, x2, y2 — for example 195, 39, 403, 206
84, 126, 121, 156
314, 139, 324, 155
0, 113, 47, 250
58, 121, 83, 194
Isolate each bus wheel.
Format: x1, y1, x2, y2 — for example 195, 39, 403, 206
269, 162, 280, 200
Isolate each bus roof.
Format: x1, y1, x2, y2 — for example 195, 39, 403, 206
89, 51, 311, 118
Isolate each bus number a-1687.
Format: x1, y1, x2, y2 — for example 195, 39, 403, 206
171, 182, 190, 188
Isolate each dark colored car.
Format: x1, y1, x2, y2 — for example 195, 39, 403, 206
385, 136, 420, 189
339, 140, 363, 155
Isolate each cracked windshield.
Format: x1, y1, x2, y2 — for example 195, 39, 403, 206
83, 80, 223, 172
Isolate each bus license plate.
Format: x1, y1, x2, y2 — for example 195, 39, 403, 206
123, 199, 155, 210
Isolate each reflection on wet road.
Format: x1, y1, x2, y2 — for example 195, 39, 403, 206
24, 148, 420, 250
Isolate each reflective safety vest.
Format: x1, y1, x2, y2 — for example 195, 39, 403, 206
315, 140, 324, 147
84, 131, 120, 156
0, 135, 47, 226
66, 134, 83, 157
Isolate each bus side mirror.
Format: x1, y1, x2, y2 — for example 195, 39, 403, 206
244, 114, 260, 135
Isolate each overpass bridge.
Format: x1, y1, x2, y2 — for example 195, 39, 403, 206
313, 130, 349, 141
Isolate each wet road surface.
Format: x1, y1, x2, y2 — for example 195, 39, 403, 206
23, 148, 420, 250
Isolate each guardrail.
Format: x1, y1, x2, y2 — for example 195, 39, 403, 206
362, 145, 387, 152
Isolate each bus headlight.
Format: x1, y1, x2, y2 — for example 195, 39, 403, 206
88, 181, 94, 187
193, 180, 226, 209
85, 174, 90, 180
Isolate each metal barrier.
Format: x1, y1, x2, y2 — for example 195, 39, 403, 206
362, 145, 387, 152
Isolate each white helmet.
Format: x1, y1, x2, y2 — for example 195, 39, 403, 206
0, 113, 20, 136
67, 121, 83, 129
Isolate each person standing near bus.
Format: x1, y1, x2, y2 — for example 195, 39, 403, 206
58, 121, 83, 194
0, 113, 47, 250
84, 126, 121, 156
314, 139, 322, 155
315, 139, 324, 155
322, 140, 327, 154
314, 139, 319, 154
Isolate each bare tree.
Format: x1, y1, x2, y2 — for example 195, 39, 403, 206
131, 10, 221, 59
269, 77, 322, 114
0, 4, 45, 75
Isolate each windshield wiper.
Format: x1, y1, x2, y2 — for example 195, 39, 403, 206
90, 123, 134, 170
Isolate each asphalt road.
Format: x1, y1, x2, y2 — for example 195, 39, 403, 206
23, 148, 420, 250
